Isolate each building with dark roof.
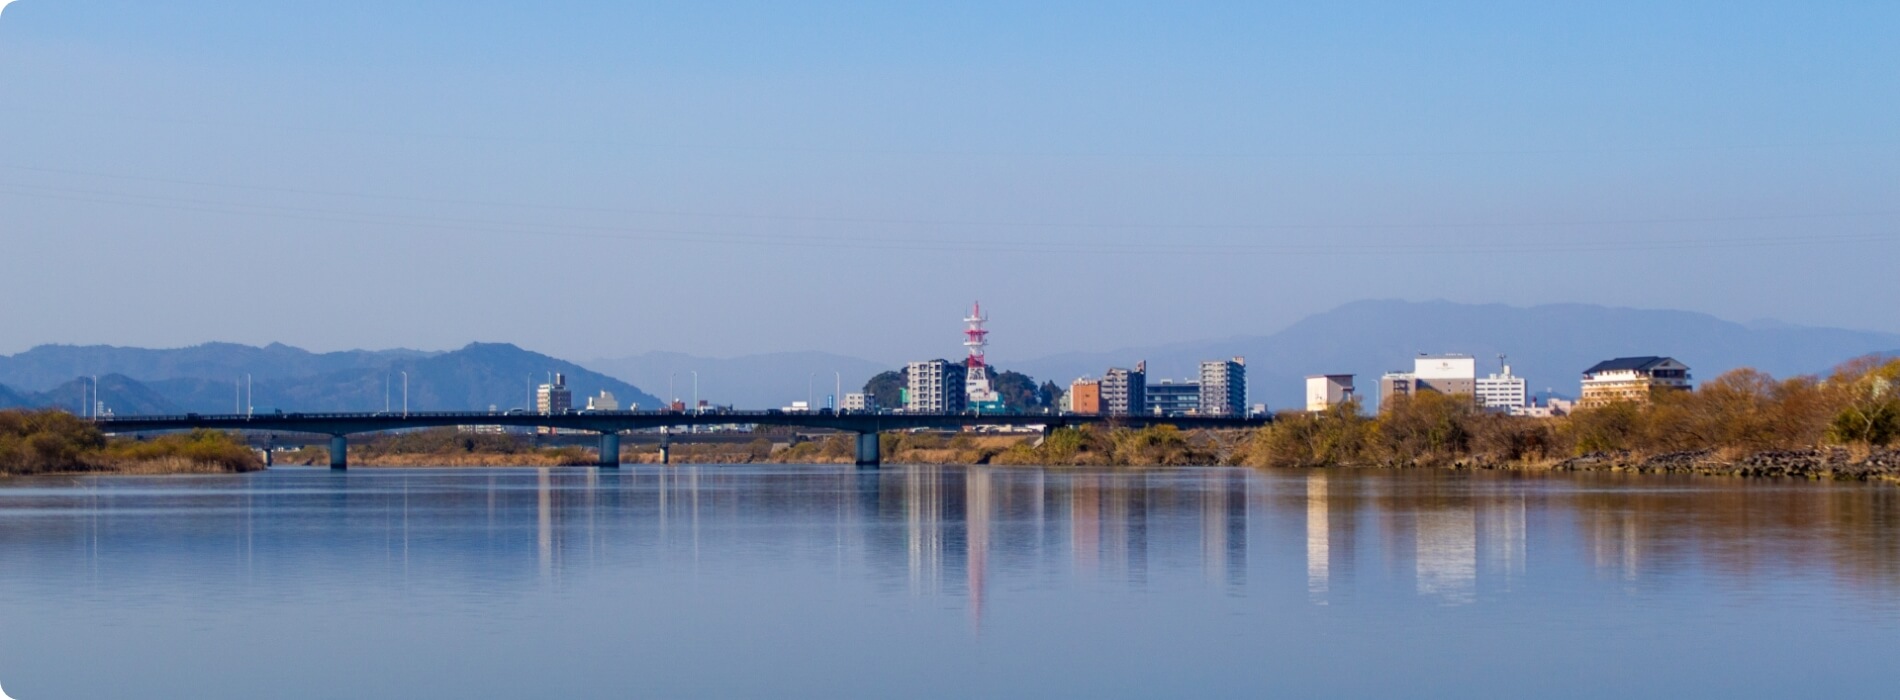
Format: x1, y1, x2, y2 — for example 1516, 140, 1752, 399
1579, 356, 1691, 408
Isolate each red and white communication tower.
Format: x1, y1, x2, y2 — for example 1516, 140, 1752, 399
964, 301, 999, 405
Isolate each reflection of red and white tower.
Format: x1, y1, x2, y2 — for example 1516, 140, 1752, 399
964, 302, 999, 405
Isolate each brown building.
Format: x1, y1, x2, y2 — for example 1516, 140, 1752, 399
1069, 378, 1102, 415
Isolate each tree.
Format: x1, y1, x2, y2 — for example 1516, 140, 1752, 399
862, 370, 906, 409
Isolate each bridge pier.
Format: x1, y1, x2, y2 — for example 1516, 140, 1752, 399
659, 428, 672, 466
329, 435, 348, 470
855, 432, 881, 468
598, 432, 621, 468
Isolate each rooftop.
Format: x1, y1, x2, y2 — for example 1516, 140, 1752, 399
1583, 356, 1682, 374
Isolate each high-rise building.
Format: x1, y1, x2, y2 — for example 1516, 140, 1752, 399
536, 373, 572, 435
1199, 358, 1247, 417
1069, 378, 1102, 415
1102, 362, 1147, 417
536, 373, 572, 415
1305, 375, 1356, 412
1145, 379, 1201, 416
906, 360, 967, 414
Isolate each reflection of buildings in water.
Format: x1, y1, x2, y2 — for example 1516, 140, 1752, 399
1588, 509, 1643, 582
1071, 475, 1100, 575
966, 467, 991, 629
904, 466, 968, 598
1479, 488, 1527, 590
1203, 470, 1247, 590
1307, 472, 1329, 601
1104, 475, 1148, 584
538, 468, 555, 580
1416, 506, 1477, 605
907, 466, 940, 596
1303, 471, 1358, 604
1064, 474, 1152, 584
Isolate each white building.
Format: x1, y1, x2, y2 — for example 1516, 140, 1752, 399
1414, 355, 1478, 394
842, 393, 875, 412
1475, 366, 1528, 410
1199, 358, 1247, 417
1305, 374, 1356, 413
906, 360, 967, 414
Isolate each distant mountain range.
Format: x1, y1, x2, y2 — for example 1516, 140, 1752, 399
0, 343, 660, 415
582, 351, 891, 410
1002, 300, 1900, 410
3, 301, 1894, 417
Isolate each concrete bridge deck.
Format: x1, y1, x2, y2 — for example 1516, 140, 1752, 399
95, 410, 1270, 469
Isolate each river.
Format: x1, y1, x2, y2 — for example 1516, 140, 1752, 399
1, 465, 1896, 698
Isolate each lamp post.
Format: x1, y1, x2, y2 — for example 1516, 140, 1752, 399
89, 375, 98, 420
808, 372, 815, 411
401, 371, 409, 418
835, 371, 841, 411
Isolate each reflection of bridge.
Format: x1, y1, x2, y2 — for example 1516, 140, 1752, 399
93, 411, 1270, 469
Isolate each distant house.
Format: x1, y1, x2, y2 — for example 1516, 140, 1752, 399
1579, 357, 1692, 409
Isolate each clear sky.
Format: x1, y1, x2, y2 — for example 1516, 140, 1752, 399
1, 1, 1894, 364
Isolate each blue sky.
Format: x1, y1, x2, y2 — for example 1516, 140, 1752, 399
1, 1, 1895, 363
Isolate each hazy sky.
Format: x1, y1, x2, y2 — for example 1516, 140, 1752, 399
1, 1, 1894, 364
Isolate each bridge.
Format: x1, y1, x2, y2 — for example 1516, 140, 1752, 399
93, 410, 1270, 469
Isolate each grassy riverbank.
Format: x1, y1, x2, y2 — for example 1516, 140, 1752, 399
0, 410, 263, 476
278, 429, 597, 467
1240, 359, 1900, 481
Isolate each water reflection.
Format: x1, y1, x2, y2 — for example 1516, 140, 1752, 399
3, 467, 1900, 611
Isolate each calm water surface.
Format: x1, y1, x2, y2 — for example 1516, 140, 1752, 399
2, 465, 1898, 699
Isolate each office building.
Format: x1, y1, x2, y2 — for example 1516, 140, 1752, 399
536, 373, 573, 435
1415, 354, 1478, 395
1069, 378, 1102, 415
1379, 354, 1478, 406
1475, 366, 1528, 410
906, 360, 968, 413
1305, 375, 1356, 412
1199, 357, 1247, 417
842, 393, 875, 412
1146, 379, 1201, 416
536, 373, 572, 415
1580, 357, 1692, 408
1102, 362, 1147, 417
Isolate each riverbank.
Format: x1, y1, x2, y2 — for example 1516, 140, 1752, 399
0, 410, 263, 476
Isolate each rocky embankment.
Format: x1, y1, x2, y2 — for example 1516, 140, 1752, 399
1548, 448, 1900, 481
